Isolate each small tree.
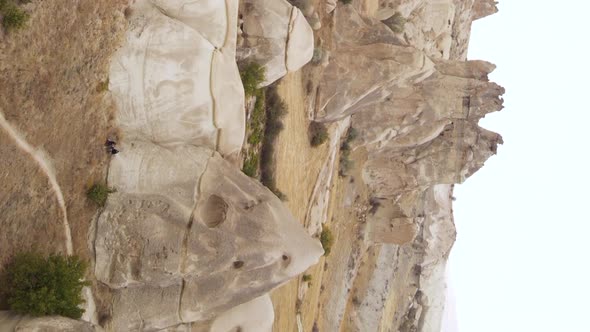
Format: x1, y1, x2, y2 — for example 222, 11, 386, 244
87, 183, 115, 207
240, 62, 266, 97
320, 227, 334, 256
4, 252, 89, 319
382, 12, 406, 33
1, 3, 29, 31
309, 122, 328, 147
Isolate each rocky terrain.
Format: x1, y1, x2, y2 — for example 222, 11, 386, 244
0, 0, 503, 331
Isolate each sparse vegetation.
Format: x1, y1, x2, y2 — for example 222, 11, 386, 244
339, 127, 358, 177
241, 85, 288, 200
340, 0, 352, 4
242, 90, 265, 177
311, 48, 324, 65
96, 78, 110, 93
320, 227, 334, 256
242, 151, 259, 177
382, 12, 406, 33
302, 274, 312, 282
3, 252, 89, 319
368, 197, 382, 215
87, 183, 115, 207
309, 121, 328, 147
1, 1, 29, 31
259, 86, 287, 199
239, 62, 266, 97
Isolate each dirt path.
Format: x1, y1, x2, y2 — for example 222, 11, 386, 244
0, 112, 73, 255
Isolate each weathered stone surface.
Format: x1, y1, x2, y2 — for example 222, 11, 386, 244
209, 295, 274, 332
110, 0, 244, 160
0, 312, 95, 332
96, 1, 323, 330
351, 60, 503, 151
314, 6, 435, 122
97, 151, 323, 329
241, 0, 314, 86
308, 2, 504, 331
325, 0, 337, 13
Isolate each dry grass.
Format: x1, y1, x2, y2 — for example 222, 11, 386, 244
0, 0, 127, 277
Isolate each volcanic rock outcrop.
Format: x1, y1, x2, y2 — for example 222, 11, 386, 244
0, 312, 95, 332
309, 1, 502, 331
239, 0, 315, 86
92, 0, 322, 330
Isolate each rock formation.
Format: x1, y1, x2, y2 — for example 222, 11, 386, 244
239, 0, 314, 86
0, 312, 95, 332
93, 0, 321, 330
308, 1, 504, 331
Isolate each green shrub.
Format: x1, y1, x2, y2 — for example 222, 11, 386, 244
320, 227, 334, 256
345, 127, 358, 143
240, 62, 266, 97
382, 12, 406, 33
246, 90, 265, 145
338, 156, 353, 177
302, 274, 312, 282
2, 3, 29, 31
242, 152, 259, 178
260, 86, 287, 198
311, 48, 323, 65
338, 127, 358, 176
96, 78, 109, 93
4, 252, 89, 319
309, 122, 328, 147
340, 0, 352, 4
87, 183, 115, 207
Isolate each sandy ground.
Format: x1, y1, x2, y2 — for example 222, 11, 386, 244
270, 70, 332, 332
0, 0, 127, 277
270, 65, 375, 331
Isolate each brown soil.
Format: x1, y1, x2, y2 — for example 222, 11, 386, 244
0, 0, 127, 273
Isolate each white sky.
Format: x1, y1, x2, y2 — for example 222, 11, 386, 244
447, 1, 590, 331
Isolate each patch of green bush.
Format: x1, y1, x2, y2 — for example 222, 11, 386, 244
320, 227, 334, 256
382, 12, 406, 33
87, 183, 115, 207
96, 78, 109, 93
302, 274, 312, 282
338, 127, 358, 177
1, 2, 29, 31
239, 62, 266, 97
340, 0, 352, 4
309, 122, 328, 147
4, 252, 89, 319
242, 152, 259, 178
260, 86, 287, 199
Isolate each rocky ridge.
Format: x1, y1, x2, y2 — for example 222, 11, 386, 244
303, 0, 503, 331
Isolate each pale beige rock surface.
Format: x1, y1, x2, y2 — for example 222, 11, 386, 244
93, 0, 322, 330
0, 312, 95, 332
240, 0, 314, 86
109, 0, 244, 159
209, 295, 274, 332
314, 6, 435, 122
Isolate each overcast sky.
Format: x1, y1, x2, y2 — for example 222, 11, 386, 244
446, 1, 590, 331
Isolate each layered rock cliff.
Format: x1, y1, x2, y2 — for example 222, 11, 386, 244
305, 0, 502, 331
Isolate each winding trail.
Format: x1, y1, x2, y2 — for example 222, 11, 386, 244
0, 112, 73, 255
